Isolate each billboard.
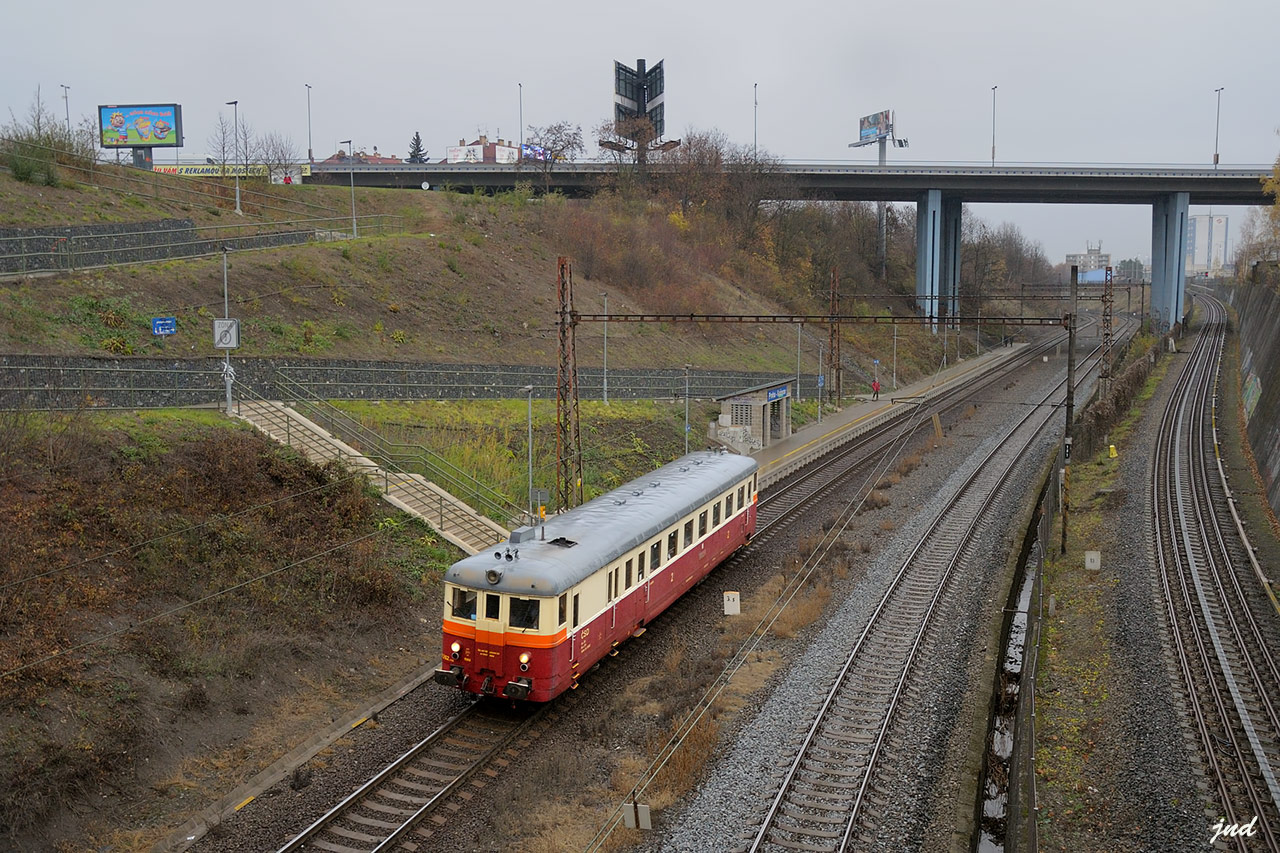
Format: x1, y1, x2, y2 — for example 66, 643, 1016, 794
614, 58, 666, 139
446, 145, 485, 164
98, 104, 183, 148
151, 164, 312, 179
856, 109, 893, 146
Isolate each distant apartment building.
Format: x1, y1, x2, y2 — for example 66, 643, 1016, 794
1186, 214, 1229, 273
1065, 243, 1111, 274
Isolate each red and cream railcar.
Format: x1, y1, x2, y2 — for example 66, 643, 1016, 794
433, 450, 758, 702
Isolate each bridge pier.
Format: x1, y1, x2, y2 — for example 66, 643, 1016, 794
915, 191, 963, 331
916, 190, 942, 329
1150, 191, 1190, 330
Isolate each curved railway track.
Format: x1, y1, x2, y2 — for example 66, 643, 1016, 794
1152, 294, 1280, 849
744, 341, 1107, 852
276, 701, 554, 852
752, 332, 1073, 545
279, 322, 1129, 853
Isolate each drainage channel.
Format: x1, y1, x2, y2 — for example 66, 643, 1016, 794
974, 474, 1051, 853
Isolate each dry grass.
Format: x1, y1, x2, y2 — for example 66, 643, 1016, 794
772, 580, 832, 639
896, 452, 923, 477
878, 519, 898, 533
876, 471, 902, 489
860, 489, 891, 512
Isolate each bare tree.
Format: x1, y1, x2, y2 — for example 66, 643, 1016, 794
206, 114, 234, 175
258, 131, 300, 183
524, 121, 584, 190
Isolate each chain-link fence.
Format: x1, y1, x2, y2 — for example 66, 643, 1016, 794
0, 214, 400, 275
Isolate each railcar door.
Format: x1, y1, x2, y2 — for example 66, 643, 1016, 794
474, 591, 506, 688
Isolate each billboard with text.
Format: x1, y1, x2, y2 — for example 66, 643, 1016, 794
857, 109, 893, 145
99, 104, 183, 148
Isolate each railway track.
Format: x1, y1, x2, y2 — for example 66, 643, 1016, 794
1152, 294, 1280, 849
280, 322, 1128, 853
752, 332, 1072, 546
743, 342, 1106, 853
275, 701, 554, 852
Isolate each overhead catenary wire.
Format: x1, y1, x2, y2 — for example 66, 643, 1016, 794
583, 352, 955, 851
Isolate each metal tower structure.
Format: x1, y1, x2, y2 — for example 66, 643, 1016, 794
1100, 265, 1114, 396
556, 257, 584, 510
827, 268, 842, 404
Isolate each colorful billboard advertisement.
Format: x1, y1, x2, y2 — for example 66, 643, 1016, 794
857, 109, 893, 144
99, 104, 183, 148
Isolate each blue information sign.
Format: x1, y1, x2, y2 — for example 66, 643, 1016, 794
818, 375, 825, 388
152, 316, 177, 336
767, 386, 789, 402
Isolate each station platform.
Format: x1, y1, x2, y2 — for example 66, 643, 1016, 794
754, 343, 1030, 490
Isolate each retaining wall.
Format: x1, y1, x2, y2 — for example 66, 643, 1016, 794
1220, 275, 1280, 518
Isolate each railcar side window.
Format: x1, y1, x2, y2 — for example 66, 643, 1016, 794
738, 486, 745, 507
698, 511, 708, 537
625, 559, 633, 589
667, 530, 678, 559
485, 593, 501, 621
451, 587, 477, 620
651, 541, 661, 568
684, 520, 693, 548
509, 597, 540, 630
726, 495, 733, 517
713, 503, 721, 526
572, 593, 580, 628
559, 594, 567, 626
638, 551, 646, 580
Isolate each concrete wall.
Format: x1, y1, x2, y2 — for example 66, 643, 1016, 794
1220, 276, 1280, 517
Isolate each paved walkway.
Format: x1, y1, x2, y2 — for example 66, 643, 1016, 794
755, 344, 1029, 489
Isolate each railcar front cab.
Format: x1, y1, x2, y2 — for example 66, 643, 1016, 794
434, 573, 566, 701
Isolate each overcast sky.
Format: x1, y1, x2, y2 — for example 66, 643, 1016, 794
6, 0, 1278, 263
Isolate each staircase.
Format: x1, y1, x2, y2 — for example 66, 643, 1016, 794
234, 398, 511, 555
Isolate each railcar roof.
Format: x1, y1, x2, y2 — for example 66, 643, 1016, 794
444, 450, 758, 596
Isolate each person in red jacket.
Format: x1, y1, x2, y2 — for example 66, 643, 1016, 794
871, 379, 880, 400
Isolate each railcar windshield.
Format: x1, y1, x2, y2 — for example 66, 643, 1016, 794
509, 596, 541, 630
450, 587, 477, 620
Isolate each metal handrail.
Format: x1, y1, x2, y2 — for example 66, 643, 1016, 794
270, 372, 523, 525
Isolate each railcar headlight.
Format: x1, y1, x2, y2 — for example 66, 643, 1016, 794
519, 652, 530, 671
450, 641, 462, 660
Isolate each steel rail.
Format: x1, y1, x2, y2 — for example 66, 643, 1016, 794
747, 341, 1106, 852
1152, 296, 1280, 849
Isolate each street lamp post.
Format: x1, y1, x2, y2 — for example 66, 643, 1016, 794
1213, 86, 1224, 169
226, 100, 241, 214
339, 139, 356, 237
892, 319, 898, 390
817, 342, 823, 424
753, 82, 758, 161
521, 384, 534, 524
796, 324, 802, 402
990, 86, 997, 167
305, 84, 313, 163
601, 292, 609, 405
59, 84, 70, 135
222, 247, 233, 415
684, 364, 691, 454
518, 82, 523, 164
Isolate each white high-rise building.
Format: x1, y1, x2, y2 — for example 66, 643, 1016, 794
1186, 215, 1229, 272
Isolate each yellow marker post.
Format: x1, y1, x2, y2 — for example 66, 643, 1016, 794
1109, 444, 1118, 458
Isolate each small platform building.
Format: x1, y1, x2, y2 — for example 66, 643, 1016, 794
712, 379, 793, 455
